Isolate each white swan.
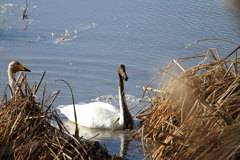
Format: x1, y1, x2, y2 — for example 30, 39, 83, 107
58, 64, 133, 130
8, 61, 31, 97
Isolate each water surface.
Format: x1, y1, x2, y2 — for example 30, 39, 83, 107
1, 0, 240, 159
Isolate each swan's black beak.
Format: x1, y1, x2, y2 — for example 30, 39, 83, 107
23, 67, 31, 72
118, 64, 128, 81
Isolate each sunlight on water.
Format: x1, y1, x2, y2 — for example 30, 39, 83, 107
50, 23, 97, 44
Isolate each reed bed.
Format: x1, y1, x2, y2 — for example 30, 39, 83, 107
0, 73, 120, 160
134, 46, 240, 160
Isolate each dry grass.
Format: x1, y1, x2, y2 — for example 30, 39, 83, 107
0, 72, 121, 160
134, 46, 240, 160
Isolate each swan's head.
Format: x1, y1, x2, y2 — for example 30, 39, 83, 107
118, 64, 128, 81
8, 61, 31, 73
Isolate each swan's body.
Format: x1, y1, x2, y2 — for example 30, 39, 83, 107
8, 61, 31, 97
58, 102, 121, 129
58, 64, 133, 130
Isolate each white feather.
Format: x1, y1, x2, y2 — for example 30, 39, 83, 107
58, 102, 122, 129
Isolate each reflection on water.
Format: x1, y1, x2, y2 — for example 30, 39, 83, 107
64, 121, 128, 140
63, 120, 137, 159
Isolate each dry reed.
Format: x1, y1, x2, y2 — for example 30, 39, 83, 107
134, 46, 240, 160
0, 72, 121, 160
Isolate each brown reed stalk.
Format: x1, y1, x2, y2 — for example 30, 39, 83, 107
134, 46, 240, 160
0, 72, 120, 160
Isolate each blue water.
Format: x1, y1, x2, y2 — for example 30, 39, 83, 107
1, 0, 240, 159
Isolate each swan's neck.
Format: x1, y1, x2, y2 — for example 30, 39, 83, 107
118, 74, 133, 129
8, 70, 16, 96
118, 75, 126, 126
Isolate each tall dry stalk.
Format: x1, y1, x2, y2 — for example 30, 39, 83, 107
134, 47, 240, 160
0, 72, 121, 160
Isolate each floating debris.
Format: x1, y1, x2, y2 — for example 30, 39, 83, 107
52, 23, 97, 44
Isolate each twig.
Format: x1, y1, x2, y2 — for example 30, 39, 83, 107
143, 86, 163, 93
55, 79, 79, 138
22, 0, 29, 20
224, 46, 240, 60
34, 72, 46, 95
173, 59, 186, 72
185, 38, 239, 49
